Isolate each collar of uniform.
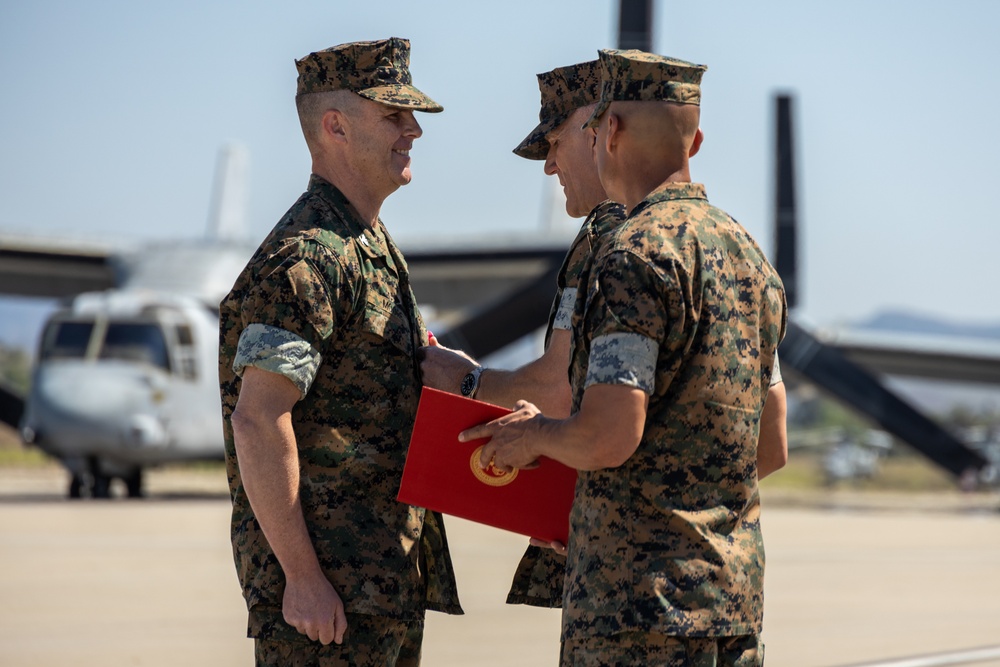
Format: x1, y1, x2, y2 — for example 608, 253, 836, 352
631, 182, 707, 217
587, 199, 626, 238
307, 174, 387, 258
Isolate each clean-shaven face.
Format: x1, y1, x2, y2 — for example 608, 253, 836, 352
543, 105, 606, 218
347, 97, 424, 195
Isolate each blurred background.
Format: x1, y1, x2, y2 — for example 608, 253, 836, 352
1, 2, 999, 666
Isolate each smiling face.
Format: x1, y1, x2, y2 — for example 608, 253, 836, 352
346, 97, 424, 196
543, 105, 606, 218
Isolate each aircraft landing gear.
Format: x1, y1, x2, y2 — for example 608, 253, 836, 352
64, 458, 142, 499
91, 471, 111, 498
68, 473, 84, 499
123, 469, 143, 499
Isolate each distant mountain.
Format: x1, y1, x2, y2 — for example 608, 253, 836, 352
853, 309, 1000, 341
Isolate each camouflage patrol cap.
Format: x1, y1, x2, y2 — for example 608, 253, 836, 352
584, 49, 707, 129
295, 37, 442, 113
513, 60, 602, 160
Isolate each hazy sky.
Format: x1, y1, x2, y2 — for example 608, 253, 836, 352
2, 0, 999, 335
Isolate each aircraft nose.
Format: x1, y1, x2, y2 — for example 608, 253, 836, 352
26, 362, 168, 451
33, 363, 152, 421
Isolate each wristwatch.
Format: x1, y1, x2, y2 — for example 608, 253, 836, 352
460, 366, 484, 399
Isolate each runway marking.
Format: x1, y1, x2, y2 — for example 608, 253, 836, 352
836, 645, 1000, 667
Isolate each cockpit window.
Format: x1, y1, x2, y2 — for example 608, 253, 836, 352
175, 324, 194, 347
99, 323, 171, 371
41, 321, 94, 360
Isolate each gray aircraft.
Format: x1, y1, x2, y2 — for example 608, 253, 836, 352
0, 144, 573, 498
1, 1, 998, 497
5, 145, 256, 497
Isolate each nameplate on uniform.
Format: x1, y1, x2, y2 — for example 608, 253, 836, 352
398, 387, 576, 544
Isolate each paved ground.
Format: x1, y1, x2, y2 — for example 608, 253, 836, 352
1, 465, 998, 667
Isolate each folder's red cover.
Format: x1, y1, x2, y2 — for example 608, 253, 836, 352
398, 387, 576, 544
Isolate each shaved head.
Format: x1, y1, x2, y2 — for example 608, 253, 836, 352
609, 100, 700, 157
593, 100, 704, 211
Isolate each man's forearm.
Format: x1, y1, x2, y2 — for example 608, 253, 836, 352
534, 387, 645, 470
472, 384, 648, 473
480, 362, 571, 418
479, 329, 572, 417
757, 382, 788, 479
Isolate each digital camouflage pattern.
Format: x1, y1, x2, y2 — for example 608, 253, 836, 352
295, 37, 442, 112
563, 182, 787, 641
513, 60, 603, 160
233, 323, 321, 396
505, 199, 625, 609
254, 613, 423, 667
561, 631, 763, 667
219, 175, 462, 641
584, 49, 707, 129
585, 332, 659, 391
543, 199, 626, 347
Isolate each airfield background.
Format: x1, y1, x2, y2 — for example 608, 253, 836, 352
1, 1, 1000, 665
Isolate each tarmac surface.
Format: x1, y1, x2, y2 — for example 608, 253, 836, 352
1, 465, 998, 667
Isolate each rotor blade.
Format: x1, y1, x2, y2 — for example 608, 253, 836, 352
618, 0, 654, 51
436, 262, 561, 359
774, 93, 799, 310
780, 321, 989, 480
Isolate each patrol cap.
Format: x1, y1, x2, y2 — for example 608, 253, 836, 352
295, 37, 442, 113
513, 60, 602, 160
584, 49, 707, 129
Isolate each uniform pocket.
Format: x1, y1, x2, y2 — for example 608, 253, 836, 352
360, 297, 414, 358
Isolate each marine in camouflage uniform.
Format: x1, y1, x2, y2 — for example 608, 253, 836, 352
507, 60, 626, 610
414, 60, 626, 608
505, 198, 625, 609
464, 50, 786, 667
219, 38, 461, 667
419, 61, 624, 422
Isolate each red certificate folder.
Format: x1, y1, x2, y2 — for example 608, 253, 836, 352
398, 387, 577, 545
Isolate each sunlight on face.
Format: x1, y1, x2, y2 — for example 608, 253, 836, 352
542, 106, 606, 218
346, 99, 424, 196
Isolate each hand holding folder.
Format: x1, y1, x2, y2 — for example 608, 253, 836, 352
398, 387, 577, 545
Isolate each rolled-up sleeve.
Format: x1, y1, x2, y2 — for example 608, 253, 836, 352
552, 287, 578, 332
585, 332, 658, 393
581, 249, 679, 396
235, 248, 350, 399
770, 352, 782, 386
233, 323, 321, 397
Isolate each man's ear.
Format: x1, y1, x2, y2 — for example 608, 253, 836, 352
605, 112, 621, 155
689, 127, 704, 158
322, 108, 349, 144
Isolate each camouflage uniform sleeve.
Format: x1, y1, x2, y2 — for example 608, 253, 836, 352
234, 250, 348, 398
234, 324, 321, 397
505, 545, 565, 608
770, 352, 782, 386
584, 250, 671, 395
552, 287, 578, 332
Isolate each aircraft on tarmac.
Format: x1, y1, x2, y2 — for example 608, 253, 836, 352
2, 145, 258, 497
1, 0, 998, 498
3, 103, 997, 499
0, 143, 574, 499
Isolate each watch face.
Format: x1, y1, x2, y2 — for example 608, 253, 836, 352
460, 373, 475, 396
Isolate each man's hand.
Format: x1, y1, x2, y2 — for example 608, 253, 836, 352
418, 344, 479, 394
282, 574, 348, 646
529, 537, 568, 556
460, 400, 547, 471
